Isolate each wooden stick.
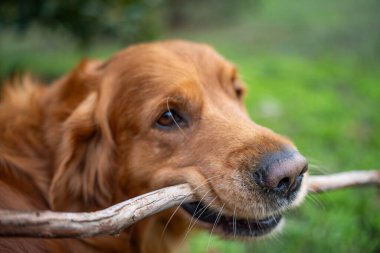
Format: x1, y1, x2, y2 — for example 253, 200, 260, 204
0, 184, 195, 238
307, 170, 380, 193
0, 170, 379, 238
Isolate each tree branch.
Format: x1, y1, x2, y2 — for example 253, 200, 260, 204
307, 170, 380, 193
0, 184, 195, 238
0, 170, 379, 238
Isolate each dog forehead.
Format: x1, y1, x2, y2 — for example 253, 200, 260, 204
104, 41, 239, 119
107, 40, 233, 83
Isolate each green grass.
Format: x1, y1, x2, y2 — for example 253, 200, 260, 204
1, 0, 379, 252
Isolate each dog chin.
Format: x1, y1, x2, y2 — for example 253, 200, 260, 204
216, 218, 286, 241
181, 201, 284, 238
180, 177, 308, 239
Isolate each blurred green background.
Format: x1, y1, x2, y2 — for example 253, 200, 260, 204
1, 0, 379, 252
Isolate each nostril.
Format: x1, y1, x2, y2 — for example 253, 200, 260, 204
254, 149, 308, 195
300, 164, 308, 176
276, 177, 290, 191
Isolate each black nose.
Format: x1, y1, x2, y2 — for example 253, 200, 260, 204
252, 150, 308, 195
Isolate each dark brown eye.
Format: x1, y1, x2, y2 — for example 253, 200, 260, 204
156, 110, 186, 129
235, 86, 243, 98
234, 84, 245, 99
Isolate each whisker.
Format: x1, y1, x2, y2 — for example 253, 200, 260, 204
233, 205, 237, 238
180, 188, 214, 244
229, 174, 247, 185
268, 228, 282, 244
166, 97, 188, 139
305, 194, 325, 209
206, 204, 225, 253
272, 213, 277, 224
308, 164, 330, 175
160, 175, 222, 241
304, 157, 330, 175
246, 216, 252, 236
304, 156, 322, 165
179, 196, 218, 248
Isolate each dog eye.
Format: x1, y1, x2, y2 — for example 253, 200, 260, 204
233, 80, 245, 100
234, 85, 245, 99
235, 87, 243, 99
156, 110, 186, 129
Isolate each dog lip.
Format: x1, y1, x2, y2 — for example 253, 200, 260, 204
181, 201, 282, 237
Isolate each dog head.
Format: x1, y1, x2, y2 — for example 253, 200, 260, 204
49, 40, 308, 239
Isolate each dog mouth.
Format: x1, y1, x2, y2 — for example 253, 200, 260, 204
181, 201, 282, 237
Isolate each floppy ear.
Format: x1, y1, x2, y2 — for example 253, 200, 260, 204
49, 91, 115, 211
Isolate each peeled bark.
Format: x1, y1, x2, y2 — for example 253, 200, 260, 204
0, 170, 379, 238
0, 184, 195, 238
307, 170, 380, 193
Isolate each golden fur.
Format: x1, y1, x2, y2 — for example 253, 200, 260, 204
0, 40, 307, 253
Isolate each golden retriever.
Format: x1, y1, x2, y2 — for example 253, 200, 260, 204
0, 40, 308, 253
